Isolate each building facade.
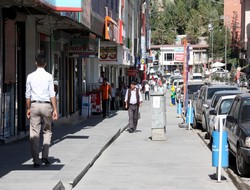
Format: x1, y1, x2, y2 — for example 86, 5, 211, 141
0, 0, 148, 143
150, 44, 208, 75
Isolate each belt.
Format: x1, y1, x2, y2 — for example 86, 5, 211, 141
129, 103, 137, 106
31, 100, 51, 104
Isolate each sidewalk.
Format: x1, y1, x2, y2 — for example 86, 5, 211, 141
74, 93, 237, 190
0, 107, 129, 190
0, 92, 237, 190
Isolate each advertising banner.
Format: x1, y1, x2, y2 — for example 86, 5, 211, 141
99, 46, 117, 61
69, 38, 99, 58
175, 53, 184, 62
86, 92, 102, 113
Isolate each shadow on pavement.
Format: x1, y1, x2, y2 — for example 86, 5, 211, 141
0, 110, 119, 178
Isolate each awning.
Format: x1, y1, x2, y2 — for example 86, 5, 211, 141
211, 62, 225, 68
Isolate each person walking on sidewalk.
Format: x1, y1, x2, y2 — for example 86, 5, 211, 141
110, 83, 116, 110
124, 81, 142, 133
25, 55, 58, 168
144, 82, 150, 100
100, 78, 112, 118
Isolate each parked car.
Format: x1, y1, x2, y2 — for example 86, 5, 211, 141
193, 84, 239, 130
225, 93, 250, 176
172, 79, 183, 89
173, 69, 180, 76
192, 73, 203, 81
208, 95, 236, 144
205, 90, 244, 137
175, 79, 183, 93
176, 81, 204, 105
170, 75, 182, 85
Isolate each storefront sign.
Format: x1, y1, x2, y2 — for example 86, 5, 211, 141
127, 68, 138, 76
99, 46, 117, 61
104, 16, 119, 43
69, 38, 99, 58
174, 47, 184, 52
175, 53, 184, 62
39, 0, 82, 12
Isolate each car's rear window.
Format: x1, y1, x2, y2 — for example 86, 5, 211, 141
241, 99, 250, 122
207, 87, 238, 99
188, 84, 203, 94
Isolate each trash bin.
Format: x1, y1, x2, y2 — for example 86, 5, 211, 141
186, 106, 194, 124
212, 131, 228, 167
177, 102, 182, 115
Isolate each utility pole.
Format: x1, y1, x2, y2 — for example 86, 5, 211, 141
225, 16, 228, 71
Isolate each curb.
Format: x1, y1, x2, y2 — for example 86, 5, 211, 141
196, 130, 250, 190
227, 169, 250, 190
53, 125, 128, 190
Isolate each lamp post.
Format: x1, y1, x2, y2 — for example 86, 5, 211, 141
225, 19, 227, 71
208, 23, 214, 64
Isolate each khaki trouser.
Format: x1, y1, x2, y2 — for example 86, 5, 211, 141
30, 103, 53, 164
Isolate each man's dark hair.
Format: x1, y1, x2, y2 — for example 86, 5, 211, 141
36, 55, 46, 67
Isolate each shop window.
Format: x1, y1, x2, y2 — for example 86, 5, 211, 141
164, 53, 174, 61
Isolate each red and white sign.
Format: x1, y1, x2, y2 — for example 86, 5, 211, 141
175, 53, 184, 62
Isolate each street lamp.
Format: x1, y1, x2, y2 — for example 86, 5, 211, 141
208, 23, 214, 64
205, 16, 227, 70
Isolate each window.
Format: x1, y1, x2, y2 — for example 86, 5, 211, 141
164, 53, 174, 61
219, 99, 233, 114
111, 0, 114, 9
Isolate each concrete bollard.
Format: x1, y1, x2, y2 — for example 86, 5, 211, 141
150, 92, 166, 141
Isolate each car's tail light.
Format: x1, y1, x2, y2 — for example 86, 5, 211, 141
245, 137, 250, 148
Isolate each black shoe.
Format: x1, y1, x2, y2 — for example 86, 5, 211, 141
127, 128, 135, 133
126, 128, 132, 133
41, 158, 50, 165
33, 163, 40, 168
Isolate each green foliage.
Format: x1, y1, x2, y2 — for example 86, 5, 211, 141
149, 0, 238, 67
149, 0, 224, 45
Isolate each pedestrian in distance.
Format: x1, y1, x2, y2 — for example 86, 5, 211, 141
144, 82, 150, 100
157, 82, 165, 92
100, 78, 112, 118
110, 83, 116, 110
25, 55, 58, 168
115, 88, 121, 110
124, 81, 142, 133
170, 85, 176, 106
120, 82, 127, 109
98, 71, 105, 83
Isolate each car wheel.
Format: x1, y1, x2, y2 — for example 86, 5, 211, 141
193, 114, 200, 129
202, 114, 208, 133
236, 147, 250, 177
209, 134, 213, 149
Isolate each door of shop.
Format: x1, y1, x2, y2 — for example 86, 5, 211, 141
0, 20, 26, 140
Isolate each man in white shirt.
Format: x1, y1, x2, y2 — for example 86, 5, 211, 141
144, 82, 150, 100
25, 55, 58, 168
124, 81, 142, 133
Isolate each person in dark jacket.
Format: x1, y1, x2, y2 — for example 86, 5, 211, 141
124, 81, 142, 133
